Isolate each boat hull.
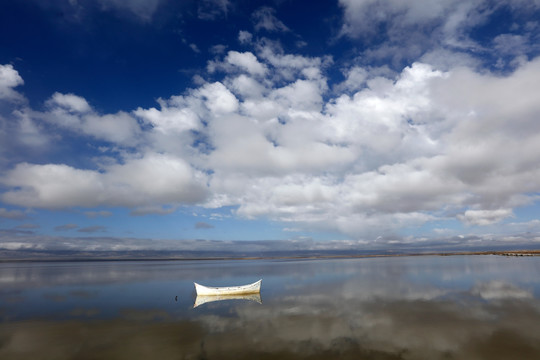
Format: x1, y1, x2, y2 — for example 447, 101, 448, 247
194, 279, 261, 296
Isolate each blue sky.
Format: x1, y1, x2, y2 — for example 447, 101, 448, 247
1, 0, 540, 253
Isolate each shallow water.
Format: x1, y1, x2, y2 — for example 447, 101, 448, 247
2, 255, 540, 359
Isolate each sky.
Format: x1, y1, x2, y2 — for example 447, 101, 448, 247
1, 0, 540, 254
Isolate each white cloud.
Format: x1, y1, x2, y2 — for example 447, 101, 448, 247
3, 42, 540, 240
0, 64, 24, 102
457, 209, 513, 226
419, 48, 481, 71
43, 92, 141, 145
47, 92, 91, 113
258, 43, 330, 71
253, 42, 333, 84
0, 67, 53, 163
134, 96, 202, 134
238, 30, 253, 44
200, 55, 540, 237
225, 51, 268, 76
229, 74, 266, 98
334, 66, 368, 93
2, 163, 103, 208
252, 7, 289, 33
0, 241, 44, 250
201, 53, 354, 179
198, 82, 239, 114
270, 79, 324, 111
83, 112, 142, 144
0, 153, 209, 210
13, 109, 50, 148
208, 51, 268, 78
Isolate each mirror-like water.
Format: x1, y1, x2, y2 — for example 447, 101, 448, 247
2, 255, 540, 359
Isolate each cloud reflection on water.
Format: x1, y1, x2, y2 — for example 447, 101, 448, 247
194, 282, 540, 359
2, 292, 540, 359
1, 256, 540, 359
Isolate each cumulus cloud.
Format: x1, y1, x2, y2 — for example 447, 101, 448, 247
198, 81, 239, 114
12, 109, 51, 148
458, 209, 514, 226
225, 51, 268, 76
48, 92, 91, 113
202, 55, 540, 236
2, 26, 540, 240
0, 64, 24, 102
0, 153, 209, 210
256, 42, 332, 80
43, 92, 142, 145
208, 51, 268, 77
134, 95, 202, 134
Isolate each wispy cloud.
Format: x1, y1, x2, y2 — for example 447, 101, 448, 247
197, 0, 230, 20
78, 226, 107, 233
338, 0, 540, 70
252, 7, 290, 33
1, 231, 539, 256
15, 223, 39, 229
54, 224, 78, 231
0, 207, 26, 220
97, 0, 164, 22
195, 222, 214, 229
85, 211, 113, 218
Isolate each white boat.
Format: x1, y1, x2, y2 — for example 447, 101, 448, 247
194, 279, 262, 296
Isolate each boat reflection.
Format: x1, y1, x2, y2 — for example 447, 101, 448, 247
193, 293, 262, 308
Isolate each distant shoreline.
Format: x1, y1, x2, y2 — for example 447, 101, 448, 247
1, 249, 539, 263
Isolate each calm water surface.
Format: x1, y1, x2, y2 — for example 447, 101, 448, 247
2, 255, 540, 359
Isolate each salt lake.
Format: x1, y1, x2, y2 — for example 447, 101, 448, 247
1, 255, 540, 359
